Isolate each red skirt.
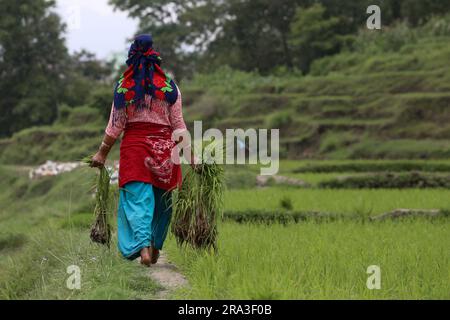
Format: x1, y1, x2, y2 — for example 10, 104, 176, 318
119, 122, 182, 191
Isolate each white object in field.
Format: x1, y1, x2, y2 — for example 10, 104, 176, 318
29, 160, 120, 185
29, 160, 81, 179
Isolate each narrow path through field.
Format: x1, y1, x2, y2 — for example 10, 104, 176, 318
146, 251, 189, 300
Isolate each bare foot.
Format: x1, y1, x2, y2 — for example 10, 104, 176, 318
151, 247, 160, 264
140, 247, 151, 267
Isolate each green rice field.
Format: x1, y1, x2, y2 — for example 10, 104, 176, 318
0, 160, 449, 299
224, 188, 450, 215
165, 220, 450, 299
168, 160, 450, 299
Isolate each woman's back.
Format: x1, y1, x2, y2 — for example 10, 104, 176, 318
105, 88, 186, 139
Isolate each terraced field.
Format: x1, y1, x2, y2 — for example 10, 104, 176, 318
2, 159, 448, 299
163, 160, 450, 299
183, 71, 450, 160
179, 33, 450, 160
2, 59, 450, 165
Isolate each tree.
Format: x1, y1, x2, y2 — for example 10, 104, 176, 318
0, 0, 68, 137
289, 4, 341, 73
109, 0, 197, 78
110, 0, 311, 75
209, 0, 312, 74
391, 0, 450, 26
61, 50, 115, 108
320, 0, 450, 29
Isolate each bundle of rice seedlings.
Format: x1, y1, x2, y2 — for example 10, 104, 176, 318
83, 157, 112, 247
172, 162, 225, 250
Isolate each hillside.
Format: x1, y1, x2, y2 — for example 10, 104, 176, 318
182, 20, 450, 160
0, 107, 119, 165
1, 19, 450, 164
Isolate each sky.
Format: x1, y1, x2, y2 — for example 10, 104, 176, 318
55, 0, 138, 60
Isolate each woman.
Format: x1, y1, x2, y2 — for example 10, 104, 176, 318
90, 34, 191, 266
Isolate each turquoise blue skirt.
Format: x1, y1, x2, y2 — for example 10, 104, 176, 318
117, 181, 172, 260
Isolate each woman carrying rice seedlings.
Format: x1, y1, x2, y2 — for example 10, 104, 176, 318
90, 34, 195, 266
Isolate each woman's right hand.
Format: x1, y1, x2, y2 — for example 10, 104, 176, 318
90, 134, 116, 168
90, 151, 106, 168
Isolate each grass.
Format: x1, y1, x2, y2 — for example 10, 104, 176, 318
165, 220, 450, 299
0, 166, 160, 300
289, 172, 367, 185
291, 160, 450, 173
224, 188, 450, 216
167, 159, 450, 300
172, 163, 225, 250
0, 106, 120, 165
1, 159, 450, 300
0, 229, 160, 300
88, 165, 112, 246
318, 172, 450, 189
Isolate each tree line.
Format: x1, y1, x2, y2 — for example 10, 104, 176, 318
0, 0, 112, 137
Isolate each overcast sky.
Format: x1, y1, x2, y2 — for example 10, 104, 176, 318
55, 0, 138, 60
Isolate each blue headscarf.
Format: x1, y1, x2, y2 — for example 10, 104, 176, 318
113, 34, 178, 110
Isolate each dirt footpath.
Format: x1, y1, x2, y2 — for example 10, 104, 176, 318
147, 252, 189, 299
